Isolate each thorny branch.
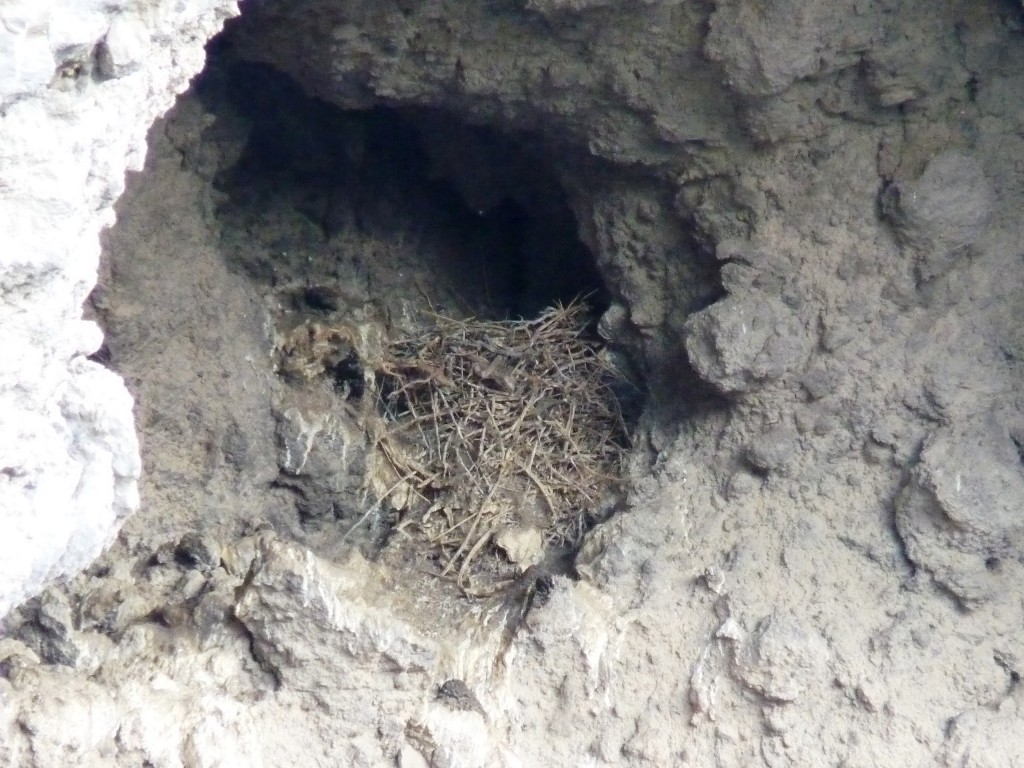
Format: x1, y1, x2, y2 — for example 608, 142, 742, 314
363, 301, 632, 588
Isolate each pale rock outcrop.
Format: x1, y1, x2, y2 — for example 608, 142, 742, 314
0, 0, 239, 619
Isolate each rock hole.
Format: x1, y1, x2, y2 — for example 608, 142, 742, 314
93, 26, 639, 595
200, 35, 607, 321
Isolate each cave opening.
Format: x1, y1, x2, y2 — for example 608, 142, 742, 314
199, 36, 608, 323
90, 28, 640, 594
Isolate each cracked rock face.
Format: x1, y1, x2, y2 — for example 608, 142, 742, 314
896, 413, 1024, 606
3, 0, 1024, 766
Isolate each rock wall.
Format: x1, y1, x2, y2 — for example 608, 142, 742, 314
3, 0, 1024, 766
0, 0, 239, 618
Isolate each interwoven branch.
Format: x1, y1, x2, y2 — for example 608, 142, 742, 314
367, 301, 631, 585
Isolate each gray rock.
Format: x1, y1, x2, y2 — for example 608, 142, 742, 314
232, 535, 438, 764
732, 613, 829, 703
705, 0, 867, 97
15, 589, 79, 667
895, 414, 1024, 606
745, 425, 801, 475
881, 151, 994, 280
685, 294, 812, 394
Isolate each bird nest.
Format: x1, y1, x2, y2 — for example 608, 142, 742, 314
361, 302, 631, 587
276, 299, 633, 589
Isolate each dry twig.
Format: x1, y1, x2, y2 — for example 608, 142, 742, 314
365, 301, 631, 587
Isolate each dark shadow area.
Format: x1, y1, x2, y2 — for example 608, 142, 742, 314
194, 35, 607, 321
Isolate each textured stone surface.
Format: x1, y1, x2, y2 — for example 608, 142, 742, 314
3, 0, 1024, 766
881, 150, 994, 280
0, 0, 239, 618
684, 294, 813, 395
896, 414, 1024, 606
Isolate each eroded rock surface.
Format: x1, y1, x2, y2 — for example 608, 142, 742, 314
3, 0, 1024, 766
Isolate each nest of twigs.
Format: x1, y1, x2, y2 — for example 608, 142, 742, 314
357, 301, 632, 587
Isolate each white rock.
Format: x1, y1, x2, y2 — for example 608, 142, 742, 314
0, 3, 52, 96
97, 15, 151, 79
494, 525, 545, 568
0, 0, 240, 620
